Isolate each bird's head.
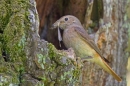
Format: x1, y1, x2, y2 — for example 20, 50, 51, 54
52, 15, 82, 30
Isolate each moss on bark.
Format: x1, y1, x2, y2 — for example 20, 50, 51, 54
0, 0, 29, 85
0, 0, 81, 86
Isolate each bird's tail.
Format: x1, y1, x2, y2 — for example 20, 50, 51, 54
95, 56, 122, 81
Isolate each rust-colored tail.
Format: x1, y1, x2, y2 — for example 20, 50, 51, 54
96, 57, 122, 81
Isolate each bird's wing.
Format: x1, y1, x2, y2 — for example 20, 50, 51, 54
74, 26, 109, 63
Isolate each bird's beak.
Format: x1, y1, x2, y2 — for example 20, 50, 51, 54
51, 20, 63, 46
51, 20, 60, 29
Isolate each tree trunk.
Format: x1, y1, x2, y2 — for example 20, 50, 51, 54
82, 0, 128, 86
0, 0, 80, 86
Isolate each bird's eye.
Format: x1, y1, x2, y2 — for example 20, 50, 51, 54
65, 18, 68, 21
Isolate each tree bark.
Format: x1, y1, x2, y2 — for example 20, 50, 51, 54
0, 0, 80, 86
82, 0, 128, 86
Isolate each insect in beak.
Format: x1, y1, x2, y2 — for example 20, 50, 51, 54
57, 22, 62, 47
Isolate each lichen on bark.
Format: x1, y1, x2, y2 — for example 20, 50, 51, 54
0, 0, 81, 86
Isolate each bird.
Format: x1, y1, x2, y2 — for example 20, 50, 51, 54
52, 15, 122, 81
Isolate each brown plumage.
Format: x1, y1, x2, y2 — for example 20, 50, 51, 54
52, 15, 122, 81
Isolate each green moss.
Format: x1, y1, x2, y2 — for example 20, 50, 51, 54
2, 0, 30, 63
36, 54, 46, 69
47, 43, 80, 85
3, 15, 26, 62
0, 42, 2, 57
0, 0, 30, 85
48, 43, 65, 64
0, 0, 81, 85
47, 43, 57, 58
0, 0, 11, 32
35, 82, 45, 86
34, 43, 80, 85
0, 63, 20, 85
